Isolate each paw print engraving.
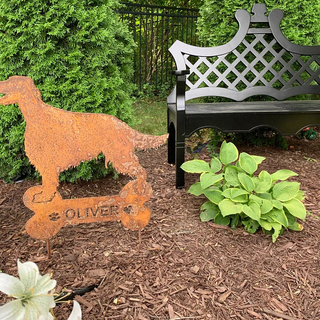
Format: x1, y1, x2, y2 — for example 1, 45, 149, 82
49, 212, 60, 221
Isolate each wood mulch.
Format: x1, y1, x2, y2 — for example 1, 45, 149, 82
0, 136, 320, 320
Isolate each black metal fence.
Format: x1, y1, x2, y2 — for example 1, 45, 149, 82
118, 3, 199, 93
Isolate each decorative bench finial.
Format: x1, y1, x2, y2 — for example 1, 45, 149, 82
251, 3, 268, 22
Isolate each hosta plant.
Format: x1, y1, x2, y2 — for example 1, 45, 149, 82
181, 141, 307, 242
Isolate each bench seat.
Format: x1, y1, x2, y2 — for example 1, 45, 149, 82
171, 100, 320, 135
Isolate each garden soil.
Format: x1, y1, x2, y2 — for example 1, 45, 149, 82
0, 136, 320, 320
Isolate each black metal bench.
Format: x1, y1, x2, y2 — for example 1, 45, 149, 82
167, 3, 320, 188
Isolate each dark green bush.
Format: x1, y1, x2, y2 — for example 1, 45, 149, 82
0, 0, 135, 182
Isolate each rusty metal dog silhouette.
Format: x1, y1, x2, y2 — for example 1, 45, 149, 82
0, 76, 167, 203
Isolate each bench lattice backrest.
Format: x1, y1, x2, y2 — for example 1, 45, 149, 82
169, 4, 320, 102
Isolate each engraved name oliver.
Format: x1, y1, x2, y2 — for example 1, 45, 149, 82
63, 204, 132, 220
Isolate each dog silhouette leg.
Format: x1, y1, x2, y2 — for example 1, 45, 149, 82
32, 173, 59, 203
107, 149, 148, 195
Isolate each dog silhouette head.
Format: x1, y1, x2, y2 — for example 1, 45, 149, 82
0, 76, 42, 105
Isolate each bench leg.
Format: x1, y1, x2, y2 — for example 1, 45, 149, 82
175, 141, 185, 188
167, 122, 186, 188
168, 123, 175, 164
167, 109, 186, 188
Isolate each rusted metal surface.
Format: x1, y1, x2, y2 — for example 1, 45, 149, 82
23, 181, 152, 240
0, 76, 167, 240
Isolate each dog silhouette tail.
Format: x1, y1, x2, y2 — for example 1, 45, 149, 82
132, 130, 168, 150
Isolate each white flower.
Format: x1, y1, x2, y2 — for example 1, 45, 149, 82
66, 301, 82, 320
38, 300, 81, 320
0, 260, 56, 320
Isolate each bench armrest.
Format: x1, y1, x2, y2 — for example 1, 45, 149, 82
167, 70, 188, 110
171, 70, 190, 76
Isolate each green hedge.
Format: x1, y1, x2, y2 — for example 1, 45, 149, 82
0, 0, 135, 182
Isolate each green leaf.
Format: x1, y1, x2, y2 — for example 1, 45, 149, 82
283, 198, 306, 220
188, 182, 204, 196
242, 202, 261, 221
268, 209, 289, 227
230, 215, 240, 229
242, 219, 260, 233
287, 222, 303, 231
270, 222, 282, 242
200, 172, 223, 189
258, 193, 272, 201
295, 190, 305, 201
255, 170, 272, 193
222, 188, 249, 198
200, 201, 220, 222
238, 172, 255, 192
273, 181, 300, 201
221, 188, 232, 198
230, 188, 249, 199
181, 160, 210, 173
250, 194, 273, 214
249, 194, 263, 204
219, 199, 243, 217
219, 141, 238, 165
272, 199, 283, 210
251, 155, 266, 165
252, 176, 259, 189
210, 157, 222, 173
260, 199, 273, 214
222, 188, 248, 203
239, 152, 258, 175
271, 169, 298, 182
214, 213, 230, 226
260, 219, 273, 231
286, 212, 297, 226
224, 166, 241, 187
204, 189, 224, 204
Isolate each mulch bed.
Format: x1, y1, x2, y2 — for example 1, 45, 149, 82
0, 136, 320, 320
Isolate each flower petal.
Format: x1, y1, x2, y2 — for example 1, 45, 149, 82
0, 299, 26, 320
33, 274, 56, 296
68, 301, 82, 320
30, 294, 55, 316
38, 312, 54, 320
0, 273, 25, 297
17, 260, 39, 292
23, 301, 39, 320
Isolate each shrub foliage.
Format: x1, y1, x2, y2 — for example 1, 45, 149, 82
0, 0, 135, 181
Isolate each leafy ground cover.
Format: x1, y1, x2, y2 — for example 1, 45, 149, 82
0, 131, 319, 319
182, 141, 307, 243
